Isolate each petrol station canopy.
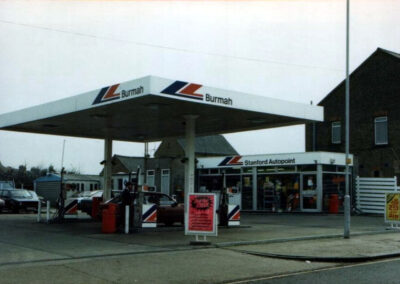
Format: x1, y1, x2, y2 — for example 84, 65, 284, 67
0, 76, 323, 141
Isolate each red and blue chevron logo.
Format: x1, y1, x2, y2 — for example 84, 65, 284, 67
161, 81, 203, 101
142, 204, 157, 223
218, 156, 243, 167
92, 84, 120, 105
228, 205, 240, 221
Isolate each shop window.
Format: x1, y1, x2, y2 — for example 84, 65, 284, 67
276, 166, 296, 172
331, 121, 341, 144
323, 165, 337, 172
299, 165, 317, 171
225, 168, 241, 174
257, 175, 300, 212
146, 170, 155, 187
375, 116, 388, 145
322, 174, 346, 212
242, 167, 253, 174
257, 167, 269, 173
210, 169, 219, 174
242, 175, 253, 210
199, 169, 209, 175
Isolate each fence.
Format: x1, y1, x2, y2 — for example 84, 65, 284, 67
355, 176, 398, 214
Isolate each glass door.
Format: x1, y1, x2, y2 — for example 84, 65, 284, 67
300, 173, 320, 212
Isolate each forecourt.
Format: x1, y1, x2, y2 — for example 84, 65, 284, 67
0, 75, 323, 221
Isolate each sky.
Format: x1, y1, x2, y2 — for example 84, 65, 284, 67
0, 0, 399, 174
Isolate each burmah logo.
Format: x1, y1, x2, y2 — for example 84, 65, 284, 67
218, 156, 243, 166
92, 84, 120, 105
161, 81, 203, 101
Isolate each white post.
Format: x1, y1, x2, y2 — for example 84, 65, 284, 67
184, 115, 198, 231
184, 115, 197, 194
103, 138, 113, 201
37, 201, 41, 223
46, 200, 50, 222
125, 205, 130, 234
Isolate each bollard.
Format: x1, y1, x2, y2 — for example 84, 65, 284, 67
125, 205, 130, 234
46, 200, 50, 222
37, 201, 41, 223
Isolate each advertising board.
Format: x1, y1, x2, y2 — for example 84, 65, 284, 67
385, 192, 400, 224
185, 193, 217, 236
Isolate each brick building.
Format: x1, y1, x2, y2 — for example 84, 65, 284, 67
306, 48, 400, 179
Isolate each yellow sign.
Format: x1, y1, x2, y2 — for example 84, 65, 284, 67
385, 193, 400, 222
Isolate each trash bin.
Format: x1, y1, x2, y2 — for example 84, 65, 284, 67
329, 194, 339, 214
102, 203, 118, 233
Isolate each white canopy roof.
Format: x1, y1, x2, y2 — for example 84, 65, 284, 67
0, 76, 323, 141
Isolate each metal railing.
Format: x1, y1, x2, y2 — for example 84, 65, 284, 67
356, 176, 398, 214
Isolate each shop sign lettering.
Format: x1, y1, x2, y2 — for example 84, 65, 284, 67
244, 158, 296, 166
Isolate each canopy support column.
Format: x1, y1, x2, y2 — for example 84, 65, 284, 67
184, 115, 198, 195
184, 115, 198, 231
103, 138, 113, 201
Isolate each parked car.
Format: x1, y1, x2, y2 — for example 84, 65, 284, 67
0, 198, 5, 213
0, 189, 40, 213
102, 192, 184, 226
0, 181, 15, 190
28, 191, 46, 207
75, 190, 103, 215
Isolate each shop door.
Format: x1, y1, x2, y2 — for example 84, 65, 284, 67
300, 174, 320, 212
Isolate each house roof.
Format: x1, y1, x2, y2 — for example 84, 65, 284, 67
319, 47, 400, 105
177, 135, 238, 156
111, 155, 145, 174
35, 173, 101, 183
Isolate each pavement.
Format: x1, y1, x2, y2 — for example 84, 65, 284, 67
0, 212, 400, 283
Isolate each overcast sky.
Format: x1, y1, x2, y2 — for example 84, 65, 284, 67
0, 0, 399, 174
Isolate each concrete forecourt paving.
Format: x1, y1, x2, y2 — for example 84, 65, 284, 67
0, 213, 399, 283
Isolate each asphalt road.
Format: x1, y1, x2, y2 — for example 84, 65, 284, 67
236, 257, 400, 284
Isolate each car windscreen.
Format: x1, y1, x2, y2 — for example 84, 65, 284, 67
0, 182, 14, 190
10, 190, 32, 198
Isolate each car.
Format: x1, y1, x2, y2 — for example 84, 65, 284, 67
27, 191, 46, 207
76, 190, 103, 215
102, 192, 184, 226
0, 189, 40, 213
0, 181, 15, 190
0, 198, 5, 213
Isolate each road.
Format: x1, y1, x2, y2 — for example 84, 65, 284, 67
232, 257, 400, 284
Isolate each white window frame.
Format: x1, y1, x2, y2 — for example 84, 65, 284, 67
375, 116, 388, 145
146, 170, 155, 187
331, 121, 341, 144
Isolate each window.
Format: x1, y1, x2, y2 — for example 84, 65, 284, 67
331, 121, 341, 144
146, 170, 155, 187
375, 116, 388, 145
118, 179, 123, 190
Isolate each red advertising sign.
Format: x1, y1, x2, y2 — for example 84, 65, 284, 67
186, 193, 217, 236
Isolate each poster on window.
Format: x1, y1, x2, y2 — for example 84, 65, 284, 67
385, 193, 400, 224
185, 193, 217, 236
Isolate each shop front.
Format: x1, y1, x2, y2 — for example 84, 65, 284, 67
197, 152, 353, 213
